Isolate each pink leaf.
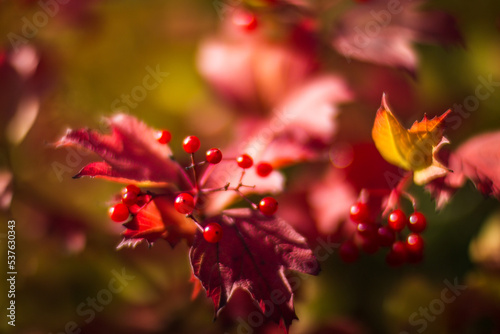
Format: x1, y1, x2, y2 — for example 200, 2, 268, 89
56, 114, 190, 186
446, 131, 500, 198
332, 0, 463, 73
190, 208, 319, 332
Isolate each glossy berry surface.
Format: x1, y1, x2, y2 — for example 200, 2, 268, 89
203, 222, 223, 243
377, 226, 396, 247
339, 240, 359, 263
182, 136, 201, 154
349, 202, 369, 223
174, 193, 195, 214
122, 184, 141, 196
256, 162, 273, 177
122, 191, 138, 206
406, 233, 424, 253
408, 212, 427, 233
109, 203, 130, 222
236, 154, 253, 169
155, 130, 172, 144
388, 209, 406, 231
206, 148, 223, 164
259, 197, 278, 216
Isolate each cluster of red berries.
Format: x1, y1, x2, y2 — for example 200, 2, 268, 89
107, 131, 279, 244
339, 202, 427, 266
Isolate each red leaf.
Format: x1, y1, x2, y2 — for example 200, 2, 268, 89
332, 0, 463, 73
56, 114, 190, 186
190, 208, 320, 332
118, 196, 197, 249
446, 131, 500, 198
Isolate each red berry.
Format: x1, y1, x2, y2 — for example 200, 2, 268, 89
236, 154, 253, 169
203, 222, 223, 243
122, 191, 138, 206
406, 233, 424, 253
259, 197, 278, 216
122, 184, 141, 196
233, 10, 258, 31
377, 226, 396, 247
155, 130, 172, 144
182, 136, 201, 154
174, 193, 195, 214
339, 240, 359, 263
388, 209, 406, 231
408, 212, 427, 233
206, 148, 223, 164
386, 241, 407, 267
356, 222, 377, 238
256, 162, 273, 177
349, 202, 369, 223
108, 203, 130, 222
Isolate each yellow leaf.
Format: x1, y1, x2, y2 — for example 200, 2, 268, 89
371, 94, 451, 185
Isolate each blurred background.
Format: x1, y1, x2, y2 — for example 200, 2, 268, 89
1, 0, 500, 333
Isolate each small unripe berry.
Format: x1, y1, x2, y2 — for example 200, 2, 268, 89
183, 136, 201, 154
174, 193, 195, 214
236, 154, 253, 169
109, 203, 130, 222
259, 197, 278, 216
203, 222, 223, 243
206, 148, 223, 164
256, 162, 273, 177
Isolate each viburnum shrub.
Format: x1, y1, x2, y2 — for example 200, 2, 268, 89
56, 114, 319, 332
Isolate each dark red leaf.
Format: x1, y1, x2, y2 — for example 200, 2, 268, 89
190, 208, 320, 332
56, 114, 191, 186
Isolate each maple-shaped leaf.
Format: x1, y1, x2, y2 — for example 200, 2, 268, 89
118, 196, 197, 249
331, 0, 463, 74
190, 208, 320, 333
372, 94, 451, 185
56, 114, 190, 186
445, 131, 500, 198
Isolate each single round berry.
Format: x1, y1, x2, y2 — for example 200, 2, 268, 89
339, 240, 359, 263
174, 193, 195, 214
206, 148, 223, 164
108, 203, 130, 222
388, 209, 406, 231
408, 212, 427, 233
386, 241, 407, 267
155, 130, 172, 144
232, 10, 258, 31
256, 162, 273, 177
182, 135, 201, 154
259, 197, 278, 216
356, 222, 377, 238
203, 222, 223, 243
122, 184, 140, 196
377, 226, 396, 247
122, 191, 138, 206
406, 233, 424, 254
236, 154, 253, 169
349, 202, 370, 223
